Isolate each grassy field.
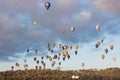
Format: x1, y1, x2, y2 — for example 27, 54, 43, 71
0, 67, 120, 80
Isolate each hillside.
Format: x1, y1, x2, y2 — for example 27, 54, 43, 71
0, 67, 120, 80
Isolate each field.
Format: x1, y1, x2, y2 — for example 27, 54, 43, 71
0, 67, 120, 80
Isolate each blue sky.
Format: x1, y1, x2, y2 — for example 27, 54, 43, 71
0, 0, 120, 71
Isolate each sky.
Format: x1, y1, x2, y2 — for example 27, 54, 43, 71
0, 0, 120, 71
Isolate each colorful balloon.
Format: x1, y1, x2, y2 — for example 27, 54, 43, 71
110, 45, 114, 50
61, 28, 66, 33
96, 24, 100, 31
101, 54, 105, 60
45, 2, 51, 10
71, 27, 75, 32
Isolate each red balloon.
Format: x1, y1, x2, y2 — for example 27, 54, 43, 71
61, 28, 66, 33
36, 66, 38, 70
69, 45, 72, 50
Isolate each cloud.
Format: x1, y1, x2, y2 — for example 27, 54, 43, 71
0, 0, 120, 61
88, 0, 120, 14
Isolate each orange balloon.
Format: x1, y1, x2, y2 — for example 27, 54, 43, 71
110, 45, 114, 50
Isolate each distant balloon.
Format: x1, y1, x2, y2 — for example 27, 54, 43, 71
105, 48, 108, 54
26, 49, 29, 53
69, 45, 72, 50
45, 2, 51, 10
97, 41, 101, 46
96, 24, 100, 31
58, 62, 61, 66
51, 49, 53, 53
35, 50, 38, 54
11, 66, 14, 70
52, 43, 55, 48
81, 63, 85, 67
58, 44, 62, 48
16, 63, 20, 67
75, 51, 78, 55
34, 57, 37, 61
112, 56, 117, 62
100, 38, 104, 43
101, 54, 105, 60
110, 45, 114, 50
71, 27, 75, 32
36, 66, 38, 70
95, 44, 99, 48
51, 61, 56, 67
33, 21, 38, 26
63, 57, 66, 61
37, 60, 39, 64
41, 56, 44, 60
47, 43, 50, 48
75, 45, 79, 50
24, 64, 28, 68
61, 28, 66, 33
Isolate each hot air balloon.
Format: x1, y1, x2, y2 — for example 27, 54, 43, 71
75, 45, 79, 50
71, 27, 75, 32
105, 48, 108, 54
100, 38, 104, 43
58, 52, 61, 56
11, 66, 14, 71
67, 55, 70, 59
35, 50, 38, 54
51, 61, 56, 67
58, 62, 61, 66
26, 49, 29, 53
58, 44, 62, 48
37, 60, 39, 64
96, 24, 100, 31
51, 49, 53, 53
58, 57, 60, 60
69, 45, 72, 50
33, 21, 38, 26
97, 41, 101, 46
45, 2, 51, 10
63, 57, 66, 61
41, 61, 44, 64
101, 54, 105, 60
34, 57, 37, 61
53, 55, 57, 59
110, 45, 114, 50
95, 44, 99, 48
48, 47, 51, 51
62, 46, 64, 50
24, 64, 28, 68
75, 51, 78, 55
36, 66, 38, 70
39, 66, 42, 70
47, 43, 50, 48
112, 56, 117, 62
16, 63, 20, 67
81, 63, 85, 67
41, 56, 44, 60
61, 28, 66, 33
52, 43, 55, 48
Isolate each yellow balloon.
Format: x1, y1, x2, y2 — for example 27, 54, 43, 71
75, 45, 79, 50
101, 54, 105, 60
33, 21, 38, 26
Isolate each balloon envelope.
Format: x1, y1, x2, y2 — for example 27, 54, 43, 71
45, 2, 51, 10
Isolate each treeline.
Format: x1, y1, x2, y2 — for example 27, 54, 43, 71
0, 68, 120, 80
